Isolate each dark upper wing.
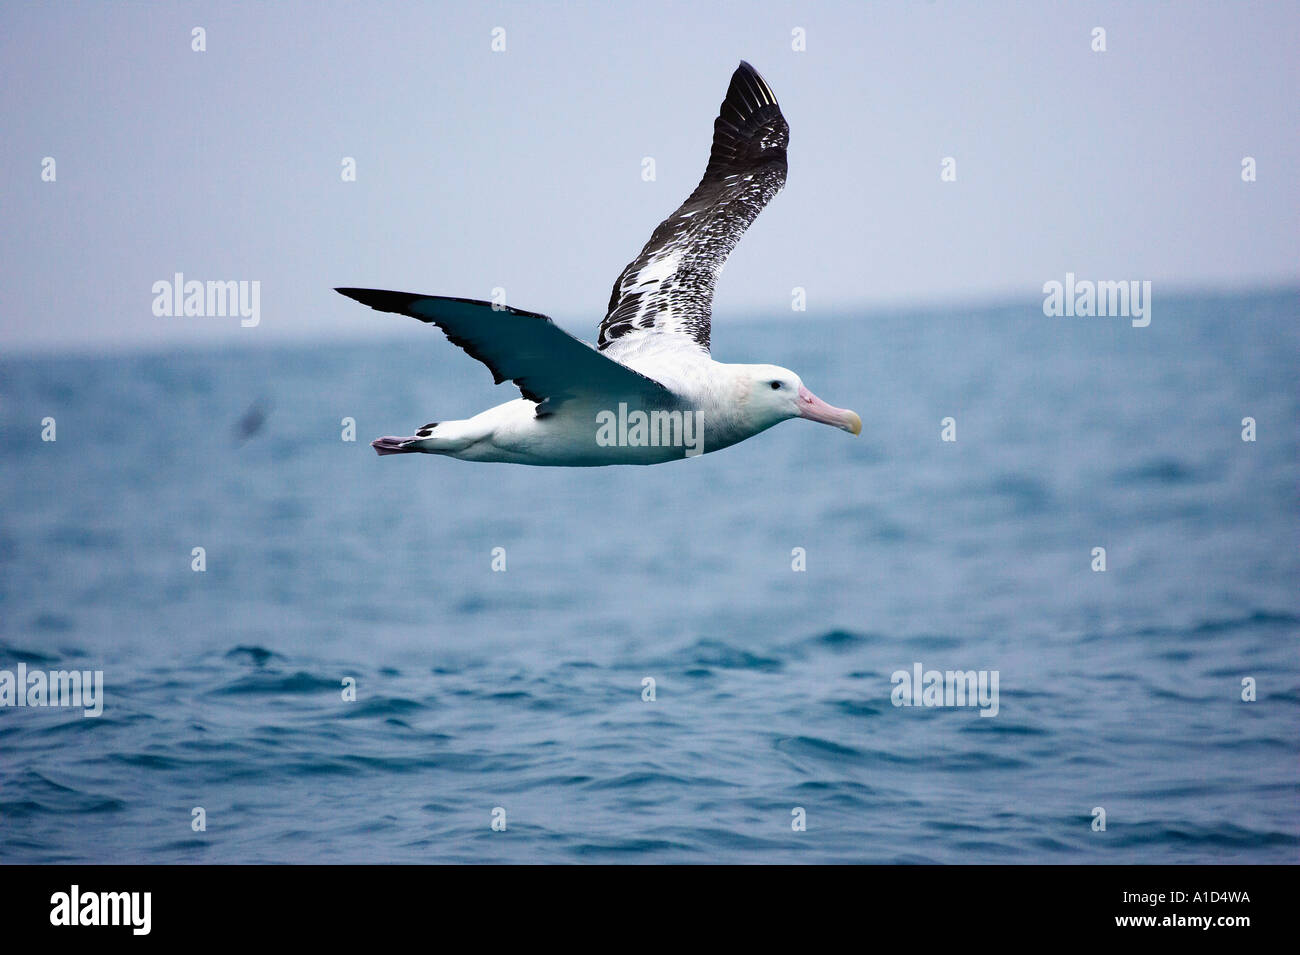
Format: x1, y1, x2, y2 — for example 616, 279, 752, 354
597, 61, 789, 357
336, 289, 675, 409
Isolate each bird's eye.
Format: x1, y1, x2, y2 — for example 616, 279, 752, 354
770, 381, 781, 390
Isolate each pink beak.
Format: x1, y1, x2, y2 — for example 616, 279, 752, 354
797, 385, 862, 435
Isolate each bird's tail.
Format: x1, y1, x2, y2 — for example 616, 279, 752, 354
371, 420, 475, 457
371, 435, 422, 455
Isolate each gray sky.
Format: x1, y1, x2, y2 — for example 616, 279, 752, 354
2, 0, 1296, 353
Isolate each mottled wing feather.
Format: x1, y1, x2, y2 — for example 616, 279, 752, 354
597, 61, 789, 355
336, 289, 675, 409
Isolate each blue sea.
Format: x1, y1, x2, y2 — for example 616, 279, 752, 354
1, 289, 1297, 864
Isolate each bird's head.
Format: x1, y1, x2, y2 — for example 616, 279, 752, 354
741, 364, 861, 436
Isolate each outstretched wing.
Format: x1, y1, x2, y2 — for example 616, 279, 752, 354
597, 61, 789, 357
336, 289, 675, 410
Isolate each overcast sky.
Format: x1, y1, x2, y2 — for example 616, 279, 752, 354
2, 0, 1296, 353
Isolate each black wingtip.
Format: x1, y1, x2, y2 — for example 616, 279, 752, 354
335, 287, 423, 315
726, 61, 778, 110
706, 61, 787, 177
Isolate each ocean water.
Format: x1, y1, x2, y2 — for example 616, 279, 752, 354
1, 289, 1297, 864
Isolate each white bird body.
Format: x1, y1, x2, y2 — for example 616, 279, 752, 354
338, 62, 860, 467
404, 356, 819, 467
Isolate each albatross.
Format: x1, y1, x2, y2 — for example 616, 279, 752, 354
337, 61, 860, 466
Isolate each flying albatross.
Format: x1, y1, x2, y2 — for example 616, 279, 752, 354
337, 61, 860, 466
